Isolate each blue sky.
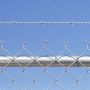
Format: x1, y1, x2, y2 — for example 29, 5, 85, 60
0, 0, 90, 55
0, 0, 90, 90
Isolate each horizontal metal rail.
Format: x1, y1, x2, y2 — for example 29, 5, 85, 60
0, 56, 90, 67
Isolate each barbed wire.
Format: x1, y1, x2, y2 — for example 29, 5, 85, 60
0, 21, 90, 25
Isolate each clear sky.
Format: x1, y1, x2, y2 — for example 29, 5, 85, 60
0, 0, 90, 90
0, 0, 90, 55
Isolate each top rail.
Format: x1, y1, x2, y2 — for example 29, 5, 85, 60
0, 56, 90, 67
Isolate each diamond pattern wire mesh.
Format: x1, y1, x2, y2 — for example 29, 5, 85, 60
0, 41, 90, 90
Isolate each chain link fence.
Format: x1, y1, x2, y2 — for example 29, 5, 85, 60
0, 41, 90, 90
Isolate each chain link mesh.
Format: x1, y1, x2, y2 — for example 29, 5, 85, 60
0, 41, 90, 90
